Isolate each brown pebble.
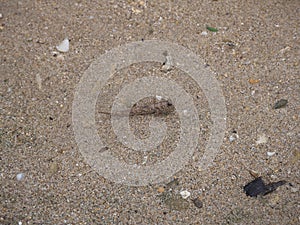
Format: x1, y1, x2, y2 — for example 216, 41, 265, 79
157, 187, 165, 193
249, 78, 260, 84
192, 197, 203, 208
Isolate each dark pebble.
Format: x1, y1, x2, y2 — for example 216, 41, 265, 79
274, 99, 288, 109
192, 197, 203, 208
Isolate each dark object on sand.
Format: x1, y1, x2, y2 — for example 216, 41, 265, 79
274, 99, 288, 109
243, 177, 286, 197
98, 98, 175, 117
192, 197, 203, 208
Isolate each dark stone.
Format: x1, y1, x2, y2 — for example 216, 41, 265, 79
192, 197, 203, 208
274, 99, 288, 109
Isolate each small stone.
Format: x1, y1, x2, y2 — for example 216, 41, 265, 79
249, 78, 260, 84
49, 162, 59, 175
274, 99, 288, 109
180, 190, 191, 199
16, 173, 24, 181
157, 187, 165, 193
192, 197, 203, 208
56, 54, 65, 61
290, 187, 298, 193
201, 31, 208, 36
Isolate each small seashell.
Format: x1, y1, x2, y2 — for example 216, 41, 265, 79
56, 38, 69, 53
156, 95, 162, 101
267, 152, 276, 157
16, 173, 24, 181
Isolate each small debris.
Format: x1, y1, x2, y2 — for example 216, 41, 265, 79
56, 54, 65, 61
36, 73, 42, 90
267, 151, 276, 157
249, 78, 260, 84
49, 162, 59, 175
56, 38, 69, 53
166, 177, 179, 189
249, 169, 260, 178
229, 130, 239, 142
16, 173, 24, 181
161, 51, 173, 72
274, 99, 288, 109
157, 187, 165, 193
164, 195, 189, 211
201, 31, 208, 36
180, 190, 191, 199
192, 197, 203, 208
156, 95, 162, 101
229, 134, 239, 142
222, 39, 236, 47
206, 26, 218, 32
99, 98, 174, 117
243, 177, 286, 197
256, 134, 268, 145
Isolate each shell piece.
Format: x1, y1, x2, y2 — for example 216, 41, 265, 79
16, 173, 24, 181
267, 151, 276, 157
180, 190, 191, 199
56, 38, 69, 53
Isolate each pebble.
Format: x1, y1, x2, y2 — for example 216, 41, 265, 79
249, 78, 260, 84
274, 99, 288, 109
192, 197, 203, 208
16, 173, 24, 181
157, 187, 165, 193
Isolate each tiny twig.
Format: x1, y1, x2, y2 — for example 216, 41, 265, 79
98, 99, 175, 117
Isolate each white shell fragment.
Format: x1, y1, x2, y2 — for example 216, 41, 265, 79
267, 151, 276, 157
161, 53, 173, 72
180, 190, 191, 199
16, 173, 24, 181
256, 134, 268, 145
56, 38, 69, 53
229, 133, 239, 142
156, 95, 162, 101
